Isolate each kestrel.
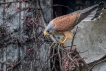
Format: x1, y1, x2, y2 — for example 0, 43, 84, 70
44, 3, 104, 44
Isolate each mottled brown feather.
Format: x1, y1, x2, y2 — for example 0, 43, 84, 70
50, 13, 80, 32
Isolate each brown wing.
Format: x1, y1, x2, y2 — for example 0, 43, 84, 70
50, 13, 80, 32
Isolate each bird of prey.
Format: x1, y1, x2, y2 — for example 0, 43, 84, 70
44, 2, 104, 44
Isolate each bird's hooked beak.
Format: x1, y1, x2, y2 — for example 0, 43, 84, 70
44, 31, 49, 35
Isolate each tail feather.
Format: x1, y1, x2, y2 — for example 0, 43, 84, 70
82, 2, 104, 21
91, 2, 104, 20
74, 5, 98, 23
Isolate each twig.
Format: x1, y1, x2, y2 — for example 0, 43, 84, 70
71, 26, 78, 50
76, 52, 89, 71
0, 61, 10, 65
0, 0, 28, 4
58, 45, 62, 71
88, 58, 106, 71
53, 4, 73, 11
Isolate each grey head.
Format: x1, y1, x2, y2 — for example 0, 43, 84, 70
44, 23, 55, 35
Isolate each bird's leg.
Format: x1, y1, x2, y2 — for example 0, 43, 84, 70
60, 31, 73, 45
60, 37, 67, 45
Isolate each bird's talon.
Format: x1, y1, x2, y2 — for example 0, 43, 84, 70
60, 40, 65, 45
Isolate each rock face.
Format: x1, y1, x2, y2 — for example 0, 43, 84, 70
92, 62, 106, 71
71, 9, 106, 64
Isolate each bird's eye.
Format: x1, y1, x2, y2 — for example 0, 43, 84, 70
47, 30, 49, 33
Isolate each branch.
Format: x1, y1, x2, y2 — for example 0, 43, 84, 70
0, 0, 28, 4
71, 26, 78, 50
53, 4, 73, 11
88, 58, 106, 71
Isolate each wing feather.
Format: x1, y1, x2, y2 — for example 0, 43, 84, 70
50, 13, 80, 32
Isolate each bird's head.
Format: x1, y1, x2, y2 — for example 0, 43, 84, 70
44, 23, 55, 35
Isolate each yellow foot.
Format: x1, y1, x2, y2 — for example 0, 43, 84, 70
59, 37, 67, 45
60, 40, 65, 45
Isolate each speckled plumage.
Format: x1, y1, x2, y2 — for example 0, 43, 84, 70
50, 13, 80, 32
